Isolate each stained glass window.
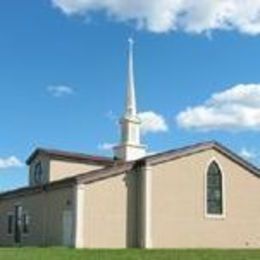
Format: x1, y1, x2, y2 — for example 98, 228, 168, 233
207, 161, 223, 215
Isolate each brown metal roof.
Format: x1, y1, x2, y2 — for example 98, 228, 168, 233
26, 148, 115, 166
0, 161, 134, 200
0, 176, 76, 200
1, 141, 259, 200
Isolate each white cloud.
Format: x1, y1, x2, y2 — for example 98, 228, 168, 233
240, 148, 256, 160
98, 142, 115, 151
51, 0, 260, 34
139, 111, 168, 134
47, 85, 74, 97
177, 84, 260, 132
105, 110, 168, 135
0, 156, 23, 170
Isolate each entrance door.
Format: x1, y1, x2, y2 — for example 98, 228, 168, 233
14, 205, 22, 244
62, 210, 73, 246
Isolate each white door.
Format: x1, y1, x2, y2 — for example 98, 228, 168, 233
62, 210, 73, 247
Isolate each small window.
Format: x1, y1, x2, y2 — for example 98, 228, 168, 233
34, 162, 43, 184
7, 214, 14, 235
22, 214, 29, 234
207, 161, 223, 215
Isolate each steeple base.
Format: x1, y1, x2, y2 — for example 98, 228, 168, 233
114, 144, 146, 161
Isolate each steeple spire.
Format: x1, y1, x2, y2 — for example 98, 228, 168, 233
113, 39, 146, 161
126, 38, 137, 117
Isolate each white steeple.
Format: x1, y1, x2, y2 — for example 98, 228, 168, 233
113, 38, 146, 161
126, 38, 137, 117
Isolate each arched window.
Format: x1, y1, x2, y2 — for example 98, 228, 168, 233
207, 161, 223, 215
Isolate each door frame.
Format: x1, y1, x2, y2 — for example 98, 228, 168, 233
62, 210, 73, 247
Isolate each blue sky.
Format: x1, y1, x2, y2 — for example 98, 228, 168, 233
1, 0, 260, 191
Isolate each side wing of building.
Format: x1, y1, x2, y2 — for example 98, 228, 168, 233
0, 183, 74, 247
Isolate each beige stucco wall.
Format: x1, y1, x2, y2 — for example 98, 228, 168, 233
151, 149, 260, 248
82, 172, 138, 248
49, 160, 102, 182
0, 186, 74, 247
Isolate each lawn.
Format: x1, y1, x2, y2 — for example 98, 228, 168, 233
0, 248, 260, 260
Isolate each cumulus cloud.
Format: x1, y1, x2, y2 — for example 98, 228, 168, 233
51, 0, 260, 34
240, 148, 257, 161
177, 84, 260, 131
0, 156, 23, 170
47, 85, 74, 97
98, 142, 115, 151
139, 111, 168, 134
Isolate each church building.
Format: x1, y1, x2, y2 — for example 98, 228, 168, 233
1, 40, 260, 248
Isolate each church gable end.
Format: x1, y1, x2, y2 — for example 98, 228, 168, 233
150, 145, 260, 248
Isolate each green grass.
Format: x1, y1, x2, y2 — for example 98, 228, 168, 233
0, 248, 260, 260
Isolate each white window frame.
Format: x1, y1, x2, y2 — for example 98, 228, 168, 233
204, 157, 226, 219
7, 212, 14, 236
21, 211, 30, 237
34, 161, 43, 185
